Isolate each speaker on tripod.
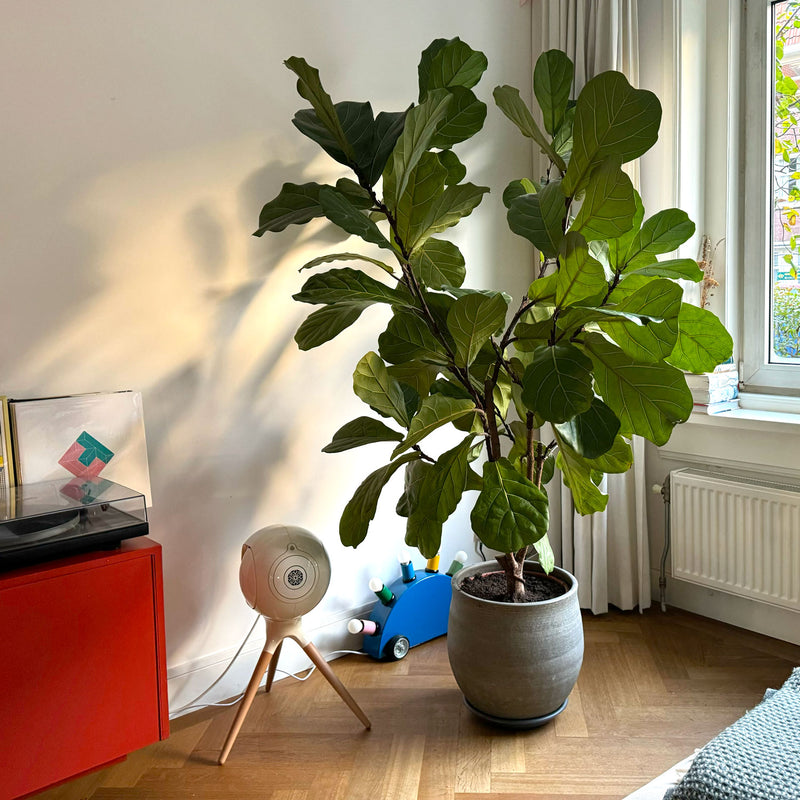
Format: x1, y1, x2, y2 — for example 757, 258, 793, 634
218, 525, 370, 765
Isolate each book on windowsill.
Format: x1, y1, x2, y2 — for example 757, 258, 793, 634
693, 399, 739, 415
690, 383, 738, 404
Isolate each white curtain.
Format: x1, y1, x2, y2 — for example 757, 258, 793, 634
532, 0, 651, 614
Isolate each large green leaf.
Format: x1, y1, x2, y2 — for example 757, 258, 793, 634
411, 238, 466, 289
555, 440, 609, 515
392, 395, 476, 457
599, 278, 682, 362
397, 459, 428, 517
563, 71, 661, 196
339, 454, 419, 548
555, 305, 659, 336
437, 150, 467, 185
493, 85, 567, 173
607, 190, 644, 271
379, 310, 449, 365
411, 182, 489, 252
383, 89, 452, 211
470, 458, 549, 552
322, 416, 404, 453
555, 232, 607, 308
393, 151, 448, 250
627, 258, 704, 282
367, 109, 409, 186
624, 209, 695, 266
521, 344, 594, 423
447, 292, 508, 367
667, 303, 734, 373
417, 435, 474, 523
353, 351, 411, 426
533, 534, 556, 573
432, 87, 487, 148
554, 397, 620, 459
419, 38, 488, 99
570, 155, 636, 241
299, 251, 395, 276
293, 267, 402, 306
318, 186, 392, 250
285, 57, 355, 163
292, 101, 374, 169
502, 178, 539, 208
534, 49, 574, 136
507, 180, 566, 257
294, 303, 367, 350
585, 434, 633, 474
404, 513, 444, 559
387, 361, 440, 397
553, 104, 576, 158
583, 333, 693, 446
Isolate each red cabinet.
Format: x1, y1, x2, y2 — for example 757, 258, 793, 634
0, 538, 169, 799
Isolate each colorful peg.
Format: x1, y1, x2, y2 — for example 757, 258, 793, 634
347, 618, 379, 636
369, 577, 395, 605
397, 549, 416, 582
425, 554, 440, 573
446, 550, 468, 576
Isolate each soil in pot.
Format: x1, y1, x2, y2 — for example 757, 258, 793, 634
460, 570, 567, 603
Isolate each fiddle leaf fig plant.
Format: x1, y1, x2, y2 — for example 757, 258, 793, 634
255, 39, 733, 603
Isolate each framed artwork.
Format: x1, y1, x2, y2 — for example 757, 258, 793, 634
9, 391, 152, 505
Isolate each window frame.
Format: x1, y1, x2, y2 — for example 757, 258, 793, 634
742, 0, 800, 393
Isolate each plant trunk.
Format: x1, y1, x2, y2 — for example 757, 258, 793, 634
496, 547, 528, 603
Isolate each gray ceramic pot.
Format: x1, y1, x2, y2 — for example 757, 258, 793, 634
447, 560, 583, 727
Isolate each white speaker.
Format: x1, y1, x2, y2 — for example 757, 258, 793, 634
239, 524, 331, 620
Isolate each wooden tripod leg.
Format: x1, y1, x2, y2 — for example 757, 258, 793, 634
218, 643, 277, 765
264, 640, 283, 693
302, 641, 371, 730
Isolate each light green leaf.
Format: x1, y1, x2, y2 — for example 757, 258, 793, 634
554, 398, 620, 459
322, 417, 404, 453
493, 85, 567, 173
534, 49, 574, 136
555, 440, 609, 515
383, 89, 452, 211
555, 232, 607, 308
507, 180, 566, 257
319, 186, 393, 250
583, 333, 693, 446
521, 344, 594, 423
295, 303, 366, 350
420, 38, 488, 99
387, 361, 441, 398
533, 534, 555, 574
607, 189, 644, 271
447, 292, 509, 367
585, 434, 633, 474
599, 278, 682, 362
293, 267, 402, 306
285, 57, 355, 163
624, 209, 695, 266
397, 459, 428, 517
627, 258, 704, 282
553, 104, 576, 158
666, 303, 734, 373
417, 435, 474, 523
392, 395, 476, 457
411, 238, 466, 289
393, 151, 448, 250
379, 310, 449, 365
563, 71, 661, 196
432, 87, 488, 148
299, 251, 395, 276
353, 351, 411, 426
404, 513, 444, 559
570, 155, 636, 241
340, 453, 419, 548
470, 458, 549, 552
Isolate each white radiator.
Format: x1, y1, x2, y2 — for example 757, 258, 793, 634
670, 468, 800, 612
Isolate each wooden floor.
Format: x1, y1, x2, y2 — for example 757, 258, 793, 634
35, 607, 800, 800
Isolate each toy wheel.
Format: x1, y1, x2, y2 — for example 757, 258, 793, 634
386, 635, 410, 661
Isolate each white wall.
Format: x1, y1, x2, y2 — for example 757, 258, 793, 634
0, 1, 534, 710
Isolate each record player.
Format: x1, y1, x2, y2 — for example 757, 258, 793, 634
0, 478, 148, 570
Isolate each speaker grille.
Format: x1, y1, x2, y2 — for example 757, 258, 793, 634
286, 568, 305, 587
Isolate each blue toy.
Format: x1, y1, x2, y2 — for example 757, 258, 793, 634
349, 551, 468, 661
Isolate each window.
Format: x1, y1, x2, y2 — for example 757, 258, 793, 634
743, 0, 800, 390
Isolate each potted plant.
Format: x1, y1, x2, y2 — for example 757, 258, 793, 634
254, 38, 732, 726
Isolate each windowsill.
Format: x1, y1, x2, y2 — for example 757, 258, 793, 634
686, 392, 800, 432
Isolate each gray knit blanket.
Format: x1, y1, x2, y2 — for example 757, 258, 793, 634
666, 667, 800, 800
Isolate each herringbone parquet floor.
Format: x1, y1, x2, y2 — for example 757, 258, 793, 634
34, 608, 800, 800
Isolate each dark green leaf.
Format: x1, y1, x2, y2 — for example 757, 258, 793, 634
437, 150, 467, 185
404, 513, 444, 559
379, 310, 448, 365
521, 344, 594, 423
583, 333, 693, 446
553, 104, 575, 157
554, 398, 620, 459
387, 361, 440, 398
397, 459, 428, 517
624, 209, 695, 266
322, 416, 404, 453
318, 186, 392, 250
666, 303, 734, 373
607, 189, 644, 271
367, 109, 409, 186
507, 180, 566, 257
392, 395, 476, 456
353, 351, 411, 426
570, 155, 636, 241
299, 251, 395, 276
555, 232, 607, 307
295, 303, 366, 350
292, 101, 374, 169
340, 454, 419, 547
393, 151, 448, 251
502, 178, 538, 208
585, 434, 633, 474
411, 238, 466, 289
419, 38, 488, 99
563, 71, 661, 195
293, 267, 402, 306
470, 458, 549, 552
533, 49, 574, 135
627, 258, 704, 282
417, 435, 474, 523
447, 292, 509, 367
411, 182, 489, 253
432, 87, 488, 148
255, 182, 326, 234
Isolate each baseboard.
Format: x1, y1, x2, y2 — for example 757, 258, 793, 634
167, 601, 375, 719
650, 568, 800, 646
